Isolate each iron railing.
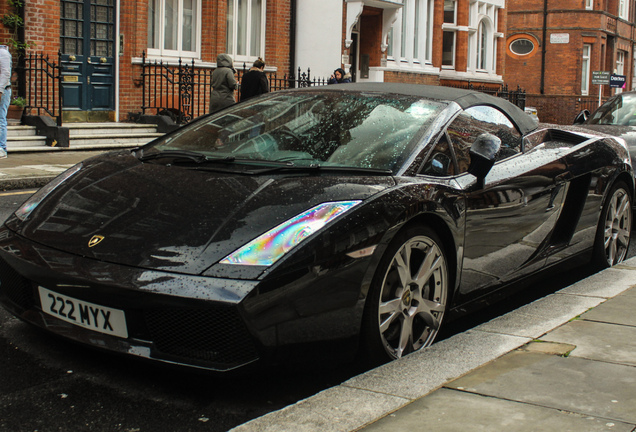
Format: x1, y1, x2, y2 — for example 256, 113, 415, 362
140, 51, 329, 124
446, 82, 526, 110
24, 52, 63, 126
20, 51, 528, 128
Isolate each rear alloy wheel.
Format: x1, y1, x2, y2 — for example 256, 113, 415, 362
364, 226, 449, 362
593, 181, 632, 268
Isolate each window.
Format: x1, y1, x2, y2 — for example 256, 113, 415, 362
388, 0, 433, 66
442, 0, 457, 68
420, 134, 457, 177
509, 39, 534, 56
226, 0, 265, 62
446, 105, 521, 173
467, 1, 502, 74
477, 20, 489, 70
616, 50, 626, 94
585, 0, 593, 10
618, 0, 628, 19
400, 1, 408, 58
147, 0, 200, 58
581, 44, 591, 95
588, 93, 636, 126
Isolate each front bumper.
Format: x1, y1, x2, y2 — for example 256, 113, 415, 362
0, 230, 262, 372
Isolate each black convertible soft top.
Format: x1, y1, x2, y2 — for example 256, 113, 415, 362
286, 82, 538, 136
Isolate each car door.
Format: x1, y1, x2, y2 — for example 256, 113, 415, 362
447, 106, 569, 301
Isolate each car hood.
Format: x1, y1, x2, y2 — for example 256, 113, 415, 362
9, 153, 395, 275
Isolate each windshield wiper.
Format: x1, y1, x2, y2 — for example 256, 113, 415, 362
247, 164, 393, 175
139, 150, 235, 164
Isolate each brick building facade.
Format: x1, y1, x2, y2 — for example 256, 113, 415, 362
505, 0, 636, 124
300, 0, 507, 90
1, 0, 293, 123
1, 0, 568, 126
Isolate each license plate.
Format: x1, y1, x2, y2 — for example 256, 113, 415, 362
38, 287, 128, 339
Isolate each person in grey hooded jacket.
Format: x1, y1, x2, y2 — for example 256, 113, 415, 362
209, 54, 238, 113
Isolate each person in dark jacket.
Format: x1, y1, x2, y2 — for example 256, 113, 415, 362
240, 58, 269, 102
209, 53, 238, 113
328, 68, 351, 84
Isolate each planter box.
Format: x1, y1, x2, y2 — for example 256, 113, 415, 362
7, 105, 24, 121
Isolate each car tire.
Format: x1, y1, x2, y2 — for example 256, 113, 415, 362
592, 181, 632, 269
360, 225, 449, 365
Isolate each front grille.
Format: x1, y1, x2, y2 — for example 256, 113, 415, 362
144, 307, 259, 369
0, 256, 34, 310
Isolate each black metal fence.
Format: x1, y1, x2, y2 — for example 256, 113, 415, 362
140, 51, 329, 124
23, 52, 63, 126
20, 51, 527, 127
446, 82, 526, 111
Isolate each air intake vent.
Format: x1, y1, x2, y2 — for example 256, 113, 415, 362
547, 129, 589, 145
145, 307, 259, 370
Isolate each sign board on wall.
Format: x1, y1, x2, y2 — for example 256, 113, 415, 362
550, 33, 570, 44
592, 71, 610, 85
610, 74, 627, 88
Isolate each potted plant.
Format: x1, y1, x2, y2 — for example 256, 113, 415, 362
7, 94, 25, 120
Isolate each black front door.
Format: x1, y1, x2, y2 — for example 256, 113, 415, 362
60, 0, 115, 119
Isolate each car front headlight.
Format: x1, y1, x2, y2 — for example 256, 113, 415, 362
220, 200, 362, 266
14, 163, 83, 221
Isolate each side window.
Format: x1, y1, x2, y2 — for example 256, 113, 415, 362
464, 106, 522, 159
445, 112, 474, 174
446, 106, 522, 173
588, 94, 636, 126
420, 133, 457, 177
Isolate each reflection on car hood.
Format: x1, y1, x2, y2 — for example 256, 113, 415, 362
11, 154, 394, 275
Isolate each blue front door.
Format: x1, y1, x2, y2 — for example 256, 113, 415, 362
60, 0, 115, 116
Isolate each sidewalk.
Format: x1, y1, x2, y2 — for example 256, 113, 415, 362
0, 150, 107, 191
232, 259, 636, 432
1, 150, 635, 432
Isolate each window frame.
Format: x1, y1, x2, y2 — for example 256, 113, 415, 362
442, 0, 457, 69
618, 0, 628, 19
581, 44, 591, 96
388, 0, 434, 67
225, 0, 266, 63
477, 20, 489, 71
147, 0, 201, 59
616, 50, 626, 94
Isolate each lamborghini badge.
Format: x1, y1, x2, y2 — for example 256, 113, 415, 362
88, 235, 104, 247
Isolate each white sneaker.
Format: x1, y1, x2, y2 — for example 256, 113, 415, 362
0, 149, 7, 159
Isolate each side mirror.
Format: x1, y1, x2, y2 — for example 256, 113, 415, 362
468, 133, 501, 181
573, 109, 590, 125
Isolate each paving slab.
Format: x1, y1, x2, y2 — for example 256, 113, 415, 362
446, 351, 636, 424
342, 330, 529, 400
540, 320, 636, 367
361, 387, 635, 432
580, 289, 636, 327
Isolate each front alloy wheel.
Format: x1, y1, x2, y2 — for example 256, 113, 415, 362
366, 226, 449, 361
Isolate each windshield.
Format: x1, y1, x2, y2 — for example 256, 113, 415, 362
146, 91, 445, 173
588, 93, 636, 126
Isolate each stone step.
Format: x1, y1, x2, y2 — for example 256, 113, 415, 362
68, 133, 164, 148
5, 122, 163, 152
67, 123, 160, 136
8, 125, 38, 137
